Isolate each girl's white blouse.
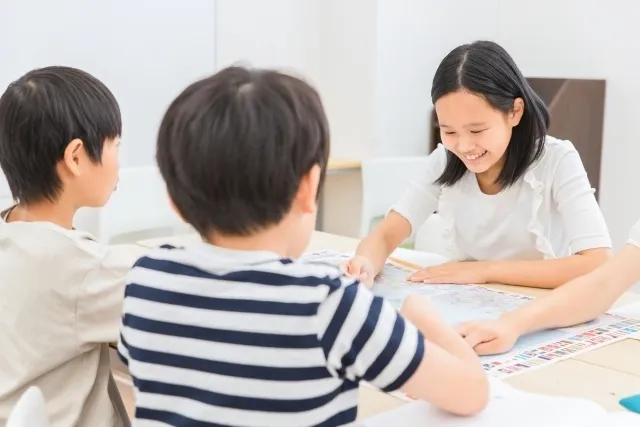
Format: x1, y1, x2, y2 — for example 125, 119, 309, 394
391, 136, 612, 261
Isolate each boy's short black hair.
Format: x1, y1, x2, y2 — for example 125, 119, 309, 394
156, 66, 330, 237
431, 40, 550, 188
0, 66, 122, 204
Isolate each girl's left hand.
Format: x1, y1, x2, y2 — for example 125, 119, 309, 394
407, 261, 490, 284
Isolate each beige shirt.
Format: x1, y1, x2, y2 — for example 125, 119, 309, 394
0, 208, 147, 427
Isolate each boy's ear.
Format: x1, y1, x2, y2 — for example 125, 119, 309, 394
295, 164, 321, 214
62, 138, 85, 177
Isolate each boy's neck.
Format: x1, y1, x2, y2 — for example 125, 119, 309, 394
8, 200, 77, 230
205, 224, 300, 259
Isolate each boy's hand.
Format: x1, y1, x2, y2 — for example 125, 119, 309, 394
455, 319, 520, 355
341, 255, 375, 286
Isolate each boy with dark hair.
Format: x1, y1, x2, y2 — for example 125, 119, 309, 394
118, 66, 488, 427
0, 66, 145, 427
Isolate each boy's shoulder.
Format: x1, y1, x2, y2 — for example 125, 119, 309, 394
1, 218, 102, 260
131, 244, 350, 293
1, 208, 146, 272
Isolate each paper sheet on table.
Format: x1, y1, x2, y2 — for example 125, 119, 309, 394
304, 249, 640, 378
301, 248, 448, 278
586, 411, 640, 426
359, 377, 639, 427
611, 301, 640, 320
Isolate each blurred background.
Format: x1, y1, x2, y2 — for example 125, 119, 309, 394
0, 0, 635, 249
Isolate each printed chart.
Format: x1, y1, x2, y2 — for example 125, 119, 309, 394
303, 249, 640, 378
480, 314, 640, 378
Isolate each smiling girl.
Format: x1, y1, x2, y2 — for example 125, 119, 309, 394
344, 40, 611, 289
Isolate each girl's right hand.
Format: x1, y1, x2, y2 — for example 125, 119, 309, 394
341, 255, 375, 286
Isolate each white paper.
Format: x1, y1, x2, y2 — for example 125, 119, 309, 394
360, 378, 607, 427
304, 250, 640, 378
611, 301, 640, 320
586, 411, 640, 426
302, 249, 353, 264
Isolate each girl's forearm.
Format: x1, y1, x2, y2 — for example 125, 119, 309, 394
354, 235, 392, 275
500, 245, 640, 335
484, 248, 611, 289
355, 211, 413, 275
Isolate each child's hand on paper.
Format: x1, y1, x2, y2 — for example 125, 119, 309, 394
408, 261, 488, 284
341, 255, 375, 286
455, 319, 520, 355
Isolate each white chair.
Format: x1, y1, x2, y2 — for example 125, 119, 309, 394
360, 156, 430, 238
0, 196, 12, 212
360, 156, 448, 265
91, 165, 190, 244
6, 386, 49, 427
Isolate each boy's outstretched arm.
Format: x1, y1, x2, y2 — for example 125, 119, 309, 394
398, 294, 488, 415
317, 280, 489, 417
400, 294, 479, 363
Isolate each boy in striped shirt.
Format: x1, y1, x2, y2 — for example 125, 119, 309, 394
118, 66, 488, 426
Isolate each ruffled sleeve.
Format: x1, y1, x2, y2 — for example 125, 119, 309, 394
523, 170, 556, 259
551, 149, 611, 253
526, 140, 612, 259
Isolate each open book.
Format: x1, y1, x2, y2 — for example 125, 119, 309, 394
359, 378, 640, 427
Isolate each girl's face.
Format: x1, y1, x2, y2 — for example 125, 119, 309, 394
435, 90, 523, 175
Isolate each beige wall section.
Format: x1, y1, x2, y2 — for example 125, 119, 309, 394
322, 173, 363, 239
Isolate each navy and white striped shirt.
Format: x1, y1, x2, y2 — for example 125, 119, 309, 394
117, 243, 425, 427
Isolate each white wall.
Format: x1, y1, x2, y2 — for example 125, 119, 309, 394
493, 0, 637, 247
323, 0, 637, 245
209, 0, 365, 236
0, 0, 333, 237
367, 0, 638, 247
318, 0, 502, 159
215, 0, 371, 159
0, 0, 216, 168
2, 1, 633, 245
374, 0, 502, 157
319, 0, 378, 159
216, 0, 323, 85
0, 0, 216, 233
374, 0, 430, 157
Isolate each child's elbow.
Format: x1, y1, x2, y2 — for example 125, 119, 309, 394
580, 248, 612, 271
452, 370, 490, 417
552, 248, 612, 289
